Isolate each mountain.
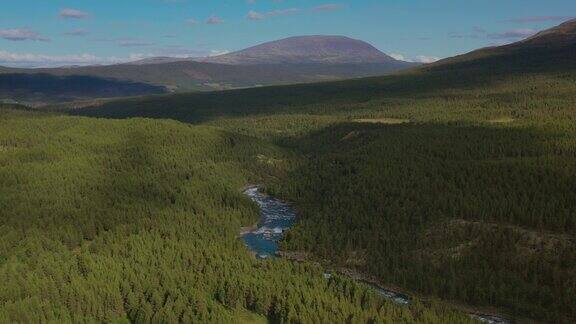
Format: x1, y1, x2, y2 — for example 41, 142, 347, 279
519, 18, 576, 46
196, 36, 398, 65
126, 57, 192, 65
72, 20, 576, 122
0, 36, 416, 104
427, 18, 576, 73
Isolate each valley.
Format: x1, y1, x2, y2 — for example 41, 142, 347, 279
0, 36, 415, 105
0, 7, 575, 323
64, 20, 576, 323
241, 186, 510, 324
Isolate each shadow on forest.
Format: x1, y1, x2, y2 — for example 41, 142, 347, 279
270, 121, 576, 322
68, 58, 574, 125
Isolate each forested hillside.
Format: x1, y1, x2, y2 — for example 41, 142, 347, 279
0, 73, 167, 104
0, 107, 475, 323
69, 20, 576, 323
0, 60, 412, 103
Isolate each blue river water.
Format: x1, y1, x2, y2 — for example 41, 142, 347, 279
241, 186, 296, 259
241, 186, 510, 324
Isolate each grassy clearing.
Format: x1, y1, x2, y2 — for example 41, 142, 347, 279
487, 117, 516, 124
353, 118, 411, 124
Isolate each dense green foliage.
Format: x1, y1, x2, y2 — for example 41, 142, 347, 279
4, 24, 576, 322
0, 108, 472, 323
71, 57, 576, 322
274, 122, 576, 322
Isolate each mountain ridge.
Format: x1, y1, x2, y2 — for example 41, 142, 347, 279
426, 18, 576, 72
0, 35, 416, 103
194, 35, 399, 65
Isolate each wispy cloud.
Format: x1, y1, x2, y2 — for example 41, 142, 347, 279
247, 3, 345, 22
152, 45, 228, 58
0, 50, 124, 67
206, 15, 224, 24
504, 16, 574, 23
0, 46, 234, 68
473, 26, 486, 33
487, 28, 537, 40
116, 39, 155, 47
59, 8, 90, 19
90, 37, 155, 47
247, 8, 300, 21
311, 3, 346, 12
0, 28, 49, 41
63, 29, 90, 37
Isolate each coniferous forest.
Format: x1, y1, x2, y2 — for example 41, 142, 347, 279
2, 20, 576, 324
0, 109, 474, 323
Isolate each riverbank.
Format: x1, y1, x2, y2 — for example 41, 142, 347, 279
244, 188, 518, 324
279, 250, 521, 324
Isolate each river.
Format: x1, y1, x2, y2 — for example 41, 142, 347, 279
240, 186, 511, 324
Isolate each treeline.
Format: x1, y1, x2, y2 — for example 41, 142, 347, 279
0, 108, 470, 323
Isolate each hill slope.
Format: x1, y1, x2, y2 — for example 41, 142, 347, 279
1, 107, 480, 323
197, 35, 399, 65
0, 73, 166, 104
71, 20, 576, 323
427, 18, 576, 73
0, 36, 416, 103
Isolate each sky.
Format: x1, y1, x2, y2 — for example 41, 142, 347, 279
0, 0, 574, 67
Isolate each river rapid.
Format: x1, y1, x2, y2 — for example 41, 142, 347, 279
240, 186, 511, 324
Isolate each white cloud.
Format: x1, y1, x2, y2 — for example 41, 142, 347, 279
0, 48, 231, 68
247, 8, 300, 21
206, 15, 224, 24
414, 55, 441, 63
208, 50, 230, 57
0, 29, 49, 42
59, 8, 90, 19
0, 50, 123, 67
389, 53, 441, 63
151, 45, 228, 58
389, 53, 407, 61
247, 10, 264, 21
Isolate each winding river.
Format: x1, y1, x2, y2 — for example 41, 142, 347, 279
241, 186, 511, 324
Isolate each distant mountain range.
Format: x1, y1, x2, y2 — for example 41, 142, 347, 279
71, 19, 576, 120
5, 18, 574, 106
0, 36, 416, 104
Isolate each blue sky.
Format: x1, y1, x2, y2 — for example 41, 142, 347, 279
0, 0, 574, 67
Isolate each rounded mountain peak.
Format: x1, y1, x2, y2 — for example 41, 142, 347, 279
200, 35, 398, 65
